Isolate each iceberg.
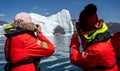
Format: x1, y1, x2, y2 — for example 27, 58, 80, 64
0, 24, 10, 37
0, 9, 73, 37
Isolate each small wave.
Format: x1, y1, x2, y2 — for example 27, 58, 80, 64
40, 56, 58, 63
0, 61, 6, 64
47, 61, 70, 68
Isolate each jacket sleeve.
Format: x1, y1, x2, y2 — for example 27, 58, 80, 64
38, 32, 55, 57
70, 36, 100, 68
25, 32, 55, 57
111, 32, 120, 59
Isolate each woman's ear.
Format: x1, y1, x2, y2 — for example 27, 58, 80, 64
95, 20, 103, 29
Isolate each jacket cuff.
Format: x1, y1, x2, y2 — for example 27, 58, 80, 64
70, 36, 80, 49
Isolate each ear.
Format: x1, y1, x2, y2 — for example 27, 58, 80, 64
95, 22, 103, 29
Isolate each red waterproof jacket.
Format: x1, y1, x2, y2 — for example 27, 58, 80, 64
111, 32, 120, 71
70, 36, 118, 71
4, 32, 55, 71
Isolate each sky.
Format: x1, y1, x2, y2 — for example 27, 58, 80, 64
0, 0, 120, 23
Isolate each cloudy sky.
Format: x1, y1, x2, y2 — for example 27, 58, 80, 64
0, 0, 120, 23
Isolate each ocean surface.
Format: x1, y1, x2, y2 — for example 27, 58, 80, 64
0, 35, 82, 71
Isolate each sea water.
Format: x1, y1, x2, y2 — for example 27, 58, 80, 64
0, 36, 82, 71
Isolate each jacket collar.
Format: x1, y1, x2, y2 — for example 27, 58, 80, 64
84, 23, 108, 40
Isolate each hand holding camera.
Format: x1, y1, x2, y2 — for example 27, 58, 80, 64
72, 22, 80, 37
35, 24, 41, 33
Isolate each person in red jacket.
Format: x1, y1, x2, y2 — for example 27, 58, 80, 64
111, 32, 120, 71
70, 4, 118, 71
4, 12, 55, 71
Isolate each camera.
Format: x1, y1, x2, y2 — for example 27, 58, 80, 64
75, 22, 81, 33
